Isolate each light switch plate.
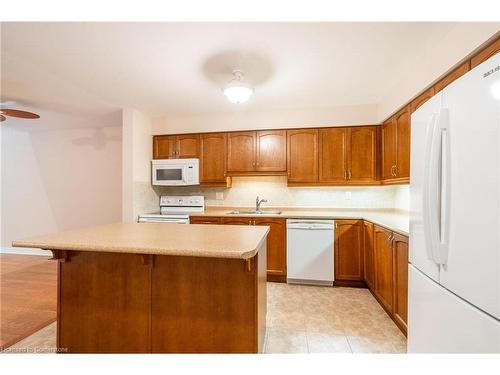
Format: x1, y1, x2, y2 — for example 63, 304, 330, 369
215, 192, 224, 200
345, 191, 352, 200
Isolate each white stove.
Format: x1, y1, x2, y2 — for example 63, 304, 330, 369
138, 195, 204, 224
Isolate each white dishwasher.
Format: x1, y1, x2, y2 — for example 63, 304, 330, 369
286, 219, 334, 286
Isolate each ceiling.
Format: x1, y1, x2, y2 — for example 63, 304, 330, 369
0, 22, 481, 118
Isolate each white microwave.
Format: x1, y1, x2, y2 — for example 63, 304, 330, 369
151, 159, 200, 186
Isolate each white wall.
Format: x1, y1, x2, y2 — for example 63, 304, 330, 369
377, 24, 500, 121
122, 108, 159, 222
1, 111, 122, 254
152, 104, 378, 135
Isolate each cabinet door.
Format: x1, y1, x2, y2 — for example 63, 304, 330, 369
410, 87, 435, 113
393, 233, 409, 333
153, 135, 176, 159
381, 118, 396, 180
254, 218, 286, 278
189, 216, 222, 225
334, 220, 364, 281
318, 128, 347, 183
177, 134, 199, 158
363, 221, 375, 290
227, 131, 256, 173
287, 129, 319, 183
395, 106, 411, 180
348, 126, 377, 183
221, 217, 252, 226
199, 133, 227, 184
374, 225, 394, 312
255, 130, 287, 172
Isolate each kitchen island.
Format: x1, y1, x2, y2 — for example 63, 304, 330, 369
12, 223, 269, 353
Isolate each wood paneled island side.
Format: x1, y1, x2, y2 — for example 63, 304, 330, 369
12, 223, 268, 353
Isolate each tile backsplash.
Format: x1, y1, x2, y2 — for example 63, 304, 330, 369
153, 176, 409, 211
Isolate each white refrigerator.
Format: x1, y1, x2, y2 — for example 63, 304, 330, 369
409, 51, 500, 353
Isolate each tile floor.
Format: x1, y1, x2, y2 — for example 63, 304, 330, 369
264, 283, 407, 353
2, 283, 407, 354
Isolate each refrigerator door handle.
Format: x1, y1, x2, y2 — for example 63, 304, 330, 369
438, 109, 450, 265
423, 113, 443, 264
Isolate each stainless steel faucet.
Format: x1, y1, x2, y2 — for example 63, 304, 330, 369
255, 196, 268, 212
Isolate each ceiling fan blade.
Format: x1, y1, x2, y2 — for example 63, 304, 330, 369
0, 115, 6, 122
0, 109, 40, 119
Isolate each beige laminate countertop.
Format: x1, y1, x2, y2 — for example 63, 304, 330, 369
12, 222, 269, 260
192, 207, 410, 236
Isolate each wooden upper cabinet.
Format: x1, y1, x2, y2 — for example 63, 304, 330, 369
177, 134, 199, 158
394, 106, 411, 180
381, 118, 396, 180
226, 131, 256, 173
199, 133, 227, 185
254, 218, 286, 279
348, 126, 377, 183
319, 128, 347, 183
153, 134, 199, 159
393, 233, 409, 333
334, 220, 364, 282
374, 225, 394, 313
287, 129, 319, 184
153, 135, 176, 159
471, 37, 500, 68
434, 61, 470, 93
410, 87, 435, 114
255, 130, 287, 172
363, 221, 375, 290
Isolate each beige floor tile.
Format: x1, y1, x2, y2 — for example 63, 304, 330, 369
269, 309, 307, 330
265, 328, 308, 353
347, 336, 396, 353
305, 314, 345, 335
307, 332, 352, 353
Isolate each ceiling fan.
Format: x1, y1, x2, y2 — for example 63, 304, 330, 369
0, 108, 40, 122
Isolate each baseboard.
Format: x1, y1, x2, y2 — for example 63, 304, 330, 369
267, 274, 287, 283
333, 279, 367, 288
0, 246, 51, 256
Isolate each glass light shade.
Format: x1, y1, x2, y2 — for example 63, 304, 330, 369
223, 81, 253, 103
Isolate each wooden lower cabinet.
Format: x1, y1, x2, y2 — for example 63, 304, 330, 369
189, 216, 222, 225
392, 233, 409, 333
253, 218, 286, 282
363, 221, 375, 290
196, 216, 287, 282
373, 225, 394, 313
334, 220, 364, 284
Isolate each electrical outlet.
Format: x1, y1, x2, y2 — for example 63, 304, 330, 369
215, 192, 224, 200
345, 191, 352, 200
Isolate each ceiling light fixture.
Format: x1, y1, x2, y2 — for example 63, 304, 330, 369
223, 70, 253, 104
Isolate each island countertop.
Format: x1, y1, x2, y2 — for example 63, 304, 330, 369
12, 222, 270, 259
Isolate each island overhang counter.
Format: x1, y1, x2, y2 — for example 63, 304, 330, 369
12, 222, 269, 353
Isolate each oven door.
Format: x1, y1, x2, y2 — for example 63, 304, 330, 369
152, 164, 188, 186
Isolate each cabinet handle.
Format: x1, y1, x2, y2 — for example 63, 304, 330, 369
394, 165, 397, 177
344, 170, 347, 180
348, 170, 352, 180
